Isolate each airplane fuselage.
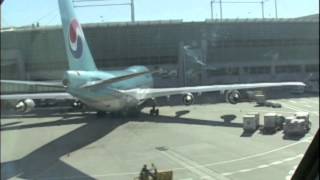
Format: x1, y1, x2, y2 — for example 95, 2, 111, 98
64, 66, 153, 112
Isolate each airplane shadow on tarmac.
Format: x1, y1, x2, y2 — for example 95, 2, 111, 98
175, 110, 190, 117
1, 114, 127, 180
1, 111, 243, 179
135, 113, 243, 128
240, 130, 257, 137
0, 121, 22, 127
0, 108, 85, 119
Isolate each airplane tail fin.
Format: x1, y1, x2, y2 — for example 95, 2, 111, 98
58, 0, 97, 71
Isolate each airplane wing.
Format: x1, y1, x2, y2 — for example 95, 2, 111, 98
1, 80, 72, 100
121, 82, 305, 100
1, 80, 64, 88
0, 92, 74, 100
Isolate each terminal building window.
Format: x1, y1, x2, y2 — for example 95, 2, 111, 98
1, 62, 18, 80
227, 67, 240, 75
207, 68, 227, 76
305, 64, 319, 72
275, 65, 302, 73
207, 67, 240, 76
243, 66, 271, 74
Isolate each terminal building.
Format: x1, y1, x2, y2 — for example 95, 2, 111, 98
1, 15, 319, 94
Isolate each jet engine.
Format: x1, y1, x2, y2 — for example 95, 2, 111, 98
182, 93, 194, 106
15, 99, 35, 112
71, 100, 83, 109
225, 90, 241, 104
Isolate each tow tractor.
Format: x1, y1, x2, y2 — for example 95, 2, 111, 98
135, 164, 173, 180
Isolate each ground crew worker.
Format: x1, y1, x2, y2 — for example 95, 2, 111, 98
139, 164, 149, 180
150, 163, 158, 180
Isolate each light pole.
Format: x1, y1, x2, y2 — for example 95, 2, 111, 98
274, 0, 278, 18
131, 0, 135, 22
261, 0, 265, 19
219, 0, 223, 20
210, 0, 214, 20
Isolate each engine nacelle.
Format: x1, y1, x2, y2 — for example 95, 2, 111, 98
225, 90, 241, 104
71, 100, 83, 109
15, 99, 35, 112
182, 93, 194, 106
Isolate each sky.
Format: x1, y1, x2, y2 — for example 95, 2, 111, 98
1, 0, 319, 28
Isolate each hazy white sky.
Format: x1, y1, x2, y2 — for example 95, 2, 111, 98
1, 0, 319, 27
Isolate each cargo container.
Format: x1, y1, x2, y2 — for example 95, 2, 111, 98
294, 112, 310, 123
294, 112, 311, 131
275, 113, 285, 130
284, 118, 308, 136
243, 114, 259, 132
262, 112, 286, 133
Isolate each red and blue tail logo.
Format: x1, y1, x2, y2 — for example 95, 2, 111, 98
59, 0, 97, 70
69, 19, 83, 59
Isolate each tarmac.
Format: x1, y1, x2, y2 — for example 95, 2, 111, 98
1, 94, 319, 180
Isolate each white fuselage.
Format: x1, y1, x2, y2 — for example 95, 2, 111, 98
64, 66, 153, 112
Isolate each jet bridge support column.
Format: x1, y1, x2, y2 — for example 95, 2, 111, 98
178, 41, 186, 87
0, 49, 26, 80
178, 40, 207, 87
200, 39, 208, 85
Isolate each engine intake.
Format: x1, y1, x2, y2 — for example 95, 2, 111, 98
15, 99, 35, 112
182, 93, 194, 106
225, 90, 241, 104
72, 100, 83, 109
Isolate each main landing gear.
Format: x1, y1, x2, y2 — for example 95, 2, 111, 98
150, 105, 159, 116
96, 111, 107, 117
148, 98, 159, 116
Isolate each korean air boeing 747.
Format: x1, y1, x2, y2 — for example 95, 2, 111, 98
0, 0, 305, 116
